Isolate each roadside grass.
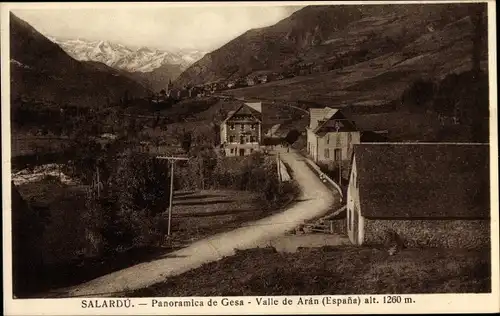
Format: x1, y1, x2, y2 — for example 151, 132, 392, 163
129, 246, 490, 297
164, 190, 272, 246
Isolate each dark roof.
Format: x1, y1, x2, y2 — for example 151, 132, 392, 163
360, 131, 389, 142
354, 143, 490, 219
314, 110, 357, 135
223, 102, 262, 123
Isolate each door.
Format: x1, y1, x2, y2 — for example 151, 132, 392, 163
239, 148, 245, 156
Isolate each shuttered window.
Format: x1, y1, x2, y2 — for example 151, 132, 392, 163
334, 148, 342, 161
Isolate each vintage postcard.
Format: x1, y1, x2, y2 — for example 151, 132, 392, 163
1, 1, 498, 315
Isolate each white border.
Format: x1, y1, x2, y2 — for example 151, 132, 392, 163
2, 1, 499, 315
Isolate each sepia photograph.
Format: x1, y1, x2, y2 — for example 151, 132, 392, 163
1, 1, 498, 315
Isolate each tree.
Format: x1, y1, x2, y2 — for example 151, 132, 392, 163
284, 129, 301, 146
181, 130, 192, 154
432, 70, 489, 142
402, 79, 436, 112
85, 152, 171, 253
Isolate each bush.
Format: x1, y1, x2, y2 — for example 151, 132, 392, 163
402, 78, 436, 112
83, 151, 171, 255
175, 151, 299, 208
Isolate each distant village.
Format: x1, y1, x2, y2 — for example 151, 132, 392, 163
150, 72, 287, 104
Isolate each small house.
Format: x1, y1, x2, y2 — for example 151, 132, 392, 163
246, 77, 256, 86
346, 143, 490, 248
257, 74, 268, 84
306, 107, 360, 178
220, 102, 262, 156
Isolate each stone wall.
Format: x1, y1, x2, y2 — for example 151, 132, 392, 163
363, 218, 490, 248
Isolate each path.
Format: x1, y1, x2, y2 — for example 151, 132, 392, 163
58, 149, 340, 297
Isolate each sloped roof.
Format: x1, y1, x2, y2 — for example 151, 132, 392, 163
309, 107, 337, 130
313, 109, 357, 135
222, 102, 262, 124
245, 102, 262, 113
354, 143, 490, 219
265, 124, 281, 137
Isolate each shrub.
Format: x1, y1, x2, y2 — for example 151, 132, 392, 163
83, 151, 171, 254
402, 78, 436, 112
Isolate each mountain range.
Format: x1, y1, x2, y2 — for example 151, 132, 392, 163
50, 37, 207, 73
175, 3, 487, 92
10, 13, 149, 107
10, 3, 487, 111
48, 37, 207, 91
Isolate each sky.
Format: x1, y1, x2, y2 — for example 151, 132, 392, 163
12, 4, 304, 52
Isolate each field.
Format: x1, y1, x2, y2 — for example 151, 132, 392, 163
130, 246, 490, 296
164, 190, 281, 246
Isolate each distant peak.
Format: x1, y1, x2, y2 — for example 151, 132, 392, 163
137, 46, 152, 53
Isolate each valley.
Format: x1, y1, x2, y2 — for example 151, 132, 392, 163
6, 2, 493, 305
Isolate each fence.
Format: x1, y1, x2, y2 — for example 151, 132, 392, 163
276, 156, 291, 182
303, 156, 344, 201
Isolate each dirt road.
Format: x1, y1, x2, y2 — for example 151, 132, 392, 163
60, 149, 340, 297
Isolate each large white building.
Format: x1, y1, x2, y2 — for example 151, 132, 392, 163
306, 107, 360, 175
220, 102, 262, 157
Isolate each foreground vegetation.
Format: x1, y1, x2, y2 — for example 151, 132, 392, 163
13, 147, 299, 297
130, 246, 490, 297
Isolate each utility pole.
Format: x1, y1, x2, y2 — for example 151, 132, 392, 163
156, 155, 189, 236
277, 152, 282, 182
339, 161, 342, 187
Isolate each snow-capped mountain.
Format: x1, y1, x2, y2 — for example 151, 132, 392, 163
49, 37, 207, 73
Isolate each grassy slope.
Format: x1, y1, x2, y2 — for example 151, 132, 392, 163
165, 190, 269, 246
224, 17, 482, 105
130, 246, 490, 297
210, 13, 487, 142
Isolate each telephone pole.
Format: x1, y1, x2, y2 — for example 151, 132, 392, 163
156, 155, 189, 236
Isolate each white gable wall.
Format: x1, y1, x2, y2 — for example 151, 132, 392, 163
347, 156, 364, 245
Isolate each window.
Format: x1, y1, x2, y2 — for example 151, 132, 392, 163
324, 148, 330, 158
250, 136, 256, 143
240, 124, 245, 131
240, 136, 245, 144
326, 135, 330, 145
334, 148, 342, 161
251, 124, 256, 130
229, 136, 235, 143
230, 148, 234, 154
230, 123, 235, 130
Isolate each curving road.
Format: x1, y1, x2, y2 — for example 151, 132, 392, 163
58, 149, 339, 297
